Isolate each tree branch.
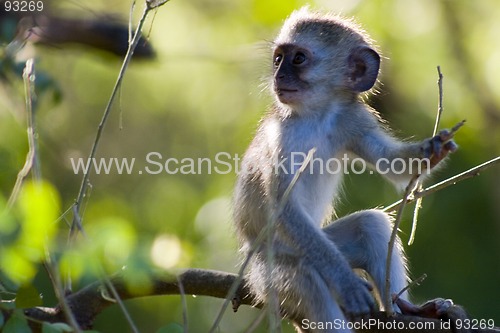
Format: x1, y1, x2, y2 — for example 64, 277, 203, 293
14, 268, 498, 333
22, 269, 255, 330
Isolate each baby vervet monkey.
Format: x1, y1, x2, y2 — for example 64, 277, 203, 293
233, 7, 458, 333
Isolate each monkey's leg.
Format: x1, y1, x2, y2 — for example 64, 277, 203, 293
323, 209, 409, 311
248, 253, 351, 333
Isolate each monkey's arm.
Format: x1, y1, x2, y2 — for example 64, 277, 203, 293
276, 198, 375, 317
349, 125, 457, 186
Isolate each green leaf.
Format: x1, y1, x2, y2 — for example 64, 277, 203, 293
16, 284, 42, 308
156, 323, 184, 333
42, 322, 73, 333
3, 311, 31, 333
0, 181, 62, 284
0, 311, 4, 328
18, 181, 61, 253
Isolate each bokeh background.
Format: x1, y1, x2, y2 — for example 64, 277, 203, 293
0, 0, 499, 332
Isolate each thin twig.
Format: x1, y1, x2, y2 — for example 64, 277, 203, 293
6, 59, 38, 208
11, 59, 82, 332
384, 120, 465, 308
128, 1, 136, 44
449, 119, 466, 135
209, 148, 317, 333
266, 208, 280, 331
177, 275, 189, 333
383, 156, 499, 212
13, 59, 80, 331
393, 274, 427, 303
70, 2, 153, 237
409, 190, 423, 245
245, 308, 267, 333
64, 1, 172, 330
66, 0, 168, 297
408, 66, 444, 246
45, 255, 82, 332
384, 174, 420, 316
103, 277, 139, 333
433, 66, 445, 136
147, 0, 171, 8
266, 149, 317, 332
263, 150, 317, 333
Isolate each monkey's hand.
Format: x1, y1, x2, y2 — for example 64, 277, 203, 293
336, 273, 376, 319
395, 297, 454, 319
395, 297, 474, 333
422, 120, 465, 168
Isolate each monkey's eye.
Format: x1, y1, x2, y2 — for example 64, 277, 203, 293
293, 52, 306, 65
274, 54, 283, 67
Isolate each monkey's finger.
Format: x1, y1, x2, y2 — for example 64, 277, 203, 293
433, 298, 454, 316
394, 297, 421, 315
431, 136, 443, 159
438, 129, 451, 141
444, 141, 458, 153
418, 298, 454, 319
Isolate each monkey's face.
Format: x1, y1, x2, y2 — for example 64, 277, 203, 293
272, 10, 382, 112
271, 40, 355, 110
272, 43, 312, 106
272, 37, 380, 112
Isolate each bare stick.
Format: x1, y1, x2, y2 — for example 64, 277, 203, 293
103, 276, 139, 333
67, 1, 171, 296
7, 59, 38, 208
63, 1, 172, 330
449, 119, 466, 135
14, 59, 84, 332
69, 0, 172, 235
209, 148, 317, 333
433, 66, 445, 136
44, 256, 82, 332
177, 275, 189, 333
393, 274, 427, 303
70, 3, 152, 236
384, 174, 420, 316
408, 66, 444, 246
128, 1, 136, 44
409, 193, 423, 245
147, 0, 171, 7
263, 149, 317, 333
245, 309, 267, 333
384, 156, 499, 212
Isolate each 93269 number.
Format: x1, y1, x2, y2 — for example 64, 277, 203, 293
455, 319, 496, 330
4, 1, 44, 12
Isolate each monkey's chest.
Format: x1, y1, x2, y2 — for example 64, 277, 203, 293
281, 117, 344, 173
279, 120, 345, 224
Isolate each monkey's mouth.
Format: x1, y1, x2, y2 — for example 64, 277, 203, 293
276, 88, 298, 96
276, 88, 300, 104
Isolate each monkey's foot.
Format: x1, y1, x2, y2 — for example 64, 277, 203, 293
394, 296, 453, 319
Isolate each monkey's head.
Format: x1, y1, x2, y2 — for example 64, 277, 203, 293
272, 7, 380, 111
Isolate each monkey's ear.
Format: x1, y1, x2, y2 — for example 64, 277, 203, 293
346, 47, 380, 92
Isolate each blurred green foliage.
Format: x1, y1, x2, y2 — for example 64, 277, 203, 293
0, 0, 499, 332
